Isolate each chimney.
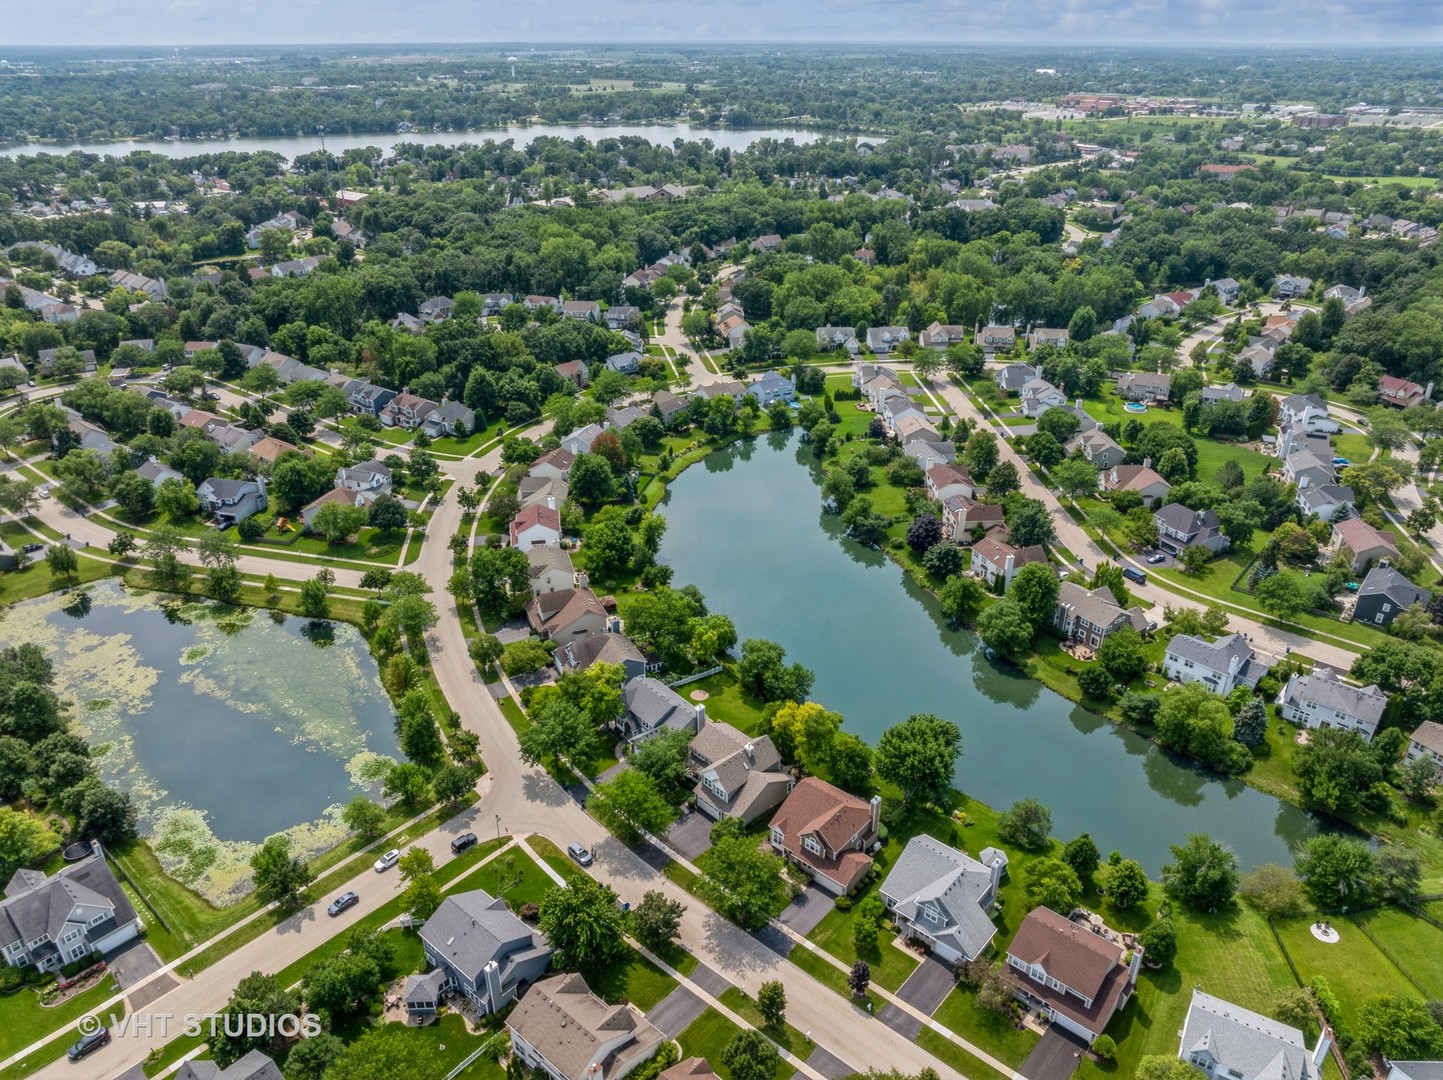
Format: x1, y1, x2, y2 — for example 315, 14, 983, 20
743, 741, 754, 763
869, 795, 882, 839
1142, 457, 1152, 470
1427, 381, 1435, 402
1312, 1030, 1333, 1073
1004, 553, 1016, 578
546, 495, 556, 512
482, 959, 503, 1007
695, 703, 707, 729
987, 855, 1003, 898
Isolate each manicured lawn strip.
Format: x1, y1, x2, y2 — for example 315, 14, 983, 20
662, 859, 701, 894
786, 944, 883, 1014
676, 1009, 794, 1080
463, 847, 557, 911
1272, 916, 1417, 1029
1350, 907, 1443, 997
0, 551, 116, 602
0, 978, 124, 1063
1332, 433, 1371, 463
932, 986, 1040, 1068
914, 1027, 1011, 1080
804, 904, 920, 992
579, 949, 677, 1011
525, 836, 588, 887
717, 986, 810, 1058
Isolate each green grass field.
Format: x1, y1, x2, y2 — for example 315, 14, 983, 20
1350, 907, 1443, 998
1273, 916, 1418, 1029
932, 986, 1040, 1068
676, 1009, 795, 1080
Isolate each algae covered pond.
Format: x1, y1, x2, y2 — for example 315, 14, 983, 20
0, 581, 399, 903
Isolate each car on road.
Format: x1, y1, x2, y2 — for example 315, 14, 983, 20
37, 486, 50, 499
66, 1027, 110, 1061
374, 849, 400, 872
1122, 566, 1148, 585
21, 543, 43, 554
450, 832, 478, 854
1146, 553, 1166, 565
327, 891, 359, 917
566, 842, 593, 867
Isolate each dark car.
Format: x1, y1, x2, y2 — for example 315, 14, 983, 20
566, 842, 593, 867
1146, 553, 1166, 565
21, 543, 43, 554
1122, 566, 1148, 585
327, 891, 359, 917
450, 831, 479, 854
67, 1026, 110, 1062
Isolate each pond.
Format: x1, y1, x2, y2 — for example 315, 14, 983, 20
657, 432, 1322, 875
0, 581, 399, 904
0, 123, 840, 161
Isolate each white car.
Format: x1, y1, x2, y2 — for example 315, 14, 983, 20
373, 849, 400, 873
37, 486, 51, 499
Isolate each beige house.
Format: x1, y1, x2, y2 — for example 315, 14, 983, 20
508, 974, 664, 1080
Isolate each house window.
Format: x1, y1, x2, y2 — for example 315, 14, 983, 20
803, 836, 823, 857
89, 913, 108, 927
770, 827, 784, 846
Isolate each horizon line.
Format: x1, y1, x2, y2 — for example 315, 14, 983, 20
0, 40, 1429, 50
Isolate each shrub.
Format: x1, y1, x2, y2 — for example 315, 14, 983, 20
1091, 1035, 1116, 1060
833, 895, 854, 911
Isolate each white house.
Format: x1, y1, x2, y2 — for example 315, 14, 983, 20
1277, 667, 1389, 742
971, 537, 1049, 590
1019, 378, 1068, 418
1163, 633, 1265, 697
1277, 394, 1340, 435
560, 423, 603, 456
508, 974, 664, 1080
509, 502, 562, 549
1404, 721, 1443, 772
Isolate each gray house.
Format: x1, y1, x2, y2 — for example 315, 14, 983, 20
620, 678, 704, 744
1154, 504, 1230, 555
604, 351, 641, 375
880, 834, 1003, 965
176, 1051, 285, 1080
421, 401, 477, 439
1353, 565, 1432, 628
410, 888, 551, 1018
747, 371, 796, 406
689, 722, 793, 825
1162, 633, 1265, 697
1179, 990, 1329, 1080
555, 632, 649, 683
196, 477, 267, 525
0, 844, 141, 972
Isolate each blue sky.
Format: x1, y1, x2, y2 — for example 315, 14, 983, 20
5, 0, 1439, 46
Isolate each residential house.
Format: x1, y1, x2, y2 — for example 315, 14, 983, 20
1020, 378, 1068, 418
604, 306, 641, 330
380, 392, 439, 430
561, 299, 601, 323
36, 347, 97, 374
919, 322, 968, 350
880, 835, 1004, 964
1153, 504, 1231, 555
554, 360, 590, 389
689, 723, 793, 825
925, 464, 976, 503
336, 461, 392, 496
653, 391, 690, 427
1005, 906, 1142, 1041
1163, 633, 1265, 696
660, 1060, 721, 1080
1297, 484, 1354, 522
108, 268, 167, 300
390, 313, 426, 335
1209, 278, 1242, 305
248, 436, 299, 465
1282, 449, 1338, 490
941, 494, 1005, 541
694, 380, 747, 404
995, 362, 1040, 395
894, 413, 941, 445
299, 487, 377, 531
1116, 371, 1172, 402
747, 371, 796, 406
972, 537, 1049, 590
1200, 382, 1246, 403
1053, 581, 1151, 647
1378, 375, 1429, 409
209, 424, 263, 456
768, 777, 881, 895
1069, 428, 1126, 470
1099, 464, 1171, 505
1179, 990, 1329, 1080
480, 292, 514, 314
1352, 565, 1432, 628
866, 326, 910, 355
604, 351, 641, 375
620, 677, 704, 744
1329, 517, 1399, 572
979, 325, 1017, 357
528, 546, 579, 596
529, 449, 576, 483
555, 632, 647, 683
519, 476, 569, 511
1137, 295, 1182, 320
409, 888, 551, 1018
270, 257, 322, 278
245, 212, 300, 248
560, 424, 603, 456
1277, 667, 1389, 742
750, 234, 782, 252
605, 405, 645, 431
526, 588, 608, 641
816, 326, 860, 354
135, 457, 183, 488
196, 477, 267, 525
524, 295, 561, 313
508, 974, 664, 1080
65, 416, 115, 456
1235, 345, 1276, 381
1404, 721, 1443, 771
906, 440, 959, 470
509, 503, 563, 549
421, 401, 477, 440
175, 1050, 285, 1080
260, 351, 326, 386
1383, 1065, 1443, 1080
0, 843, 141, 972
346, 380, 396, 417
1273, 274, 1313, 299
1027, 327, 1070, 351
419, 296, 456, 323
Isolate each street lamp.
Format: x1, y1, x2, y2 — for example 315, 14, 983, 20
495, 814, 502, 841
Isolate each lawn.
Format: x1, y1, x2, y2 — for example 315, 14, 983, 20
914, 1028, 1012, 1080
717, 986, 810, 1058
0, 977, 124, 1064
1273, 916, 1418, 1029
1350, 907, 1443, 998
1075, 395, 1274, 484
805, 903, 920, 993
676, 1009, 795, 1080
932, 987, 1039, 1068
464, 848, 561, 911
683, 670, 768, 735
579, 947, 677, 1011
1332, 433, 1371, 464
787, 944, 885, 1015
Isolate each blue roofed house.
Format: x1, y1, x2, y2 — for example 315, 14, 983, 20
880, 835, 1004, 965
1179, 989, 1330, 1080
747, 371, 796, 406
407, 888, 552, 1019
1352, 565, 1432, 629
196, 477, 267, 525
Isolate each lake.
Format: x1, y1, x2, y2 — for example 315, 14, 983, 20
657, 432, 1321, 875
0, 123, 835, 161
0, 581, 399, 904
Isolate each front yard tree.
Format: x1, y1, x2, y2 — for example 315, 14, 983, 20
518, 700, 598, 769
341, 796, 386, 838
1104, 858, 1151, 909
906, 513, 943, 554
848, 960, 871, 997
1053, 457, 1102, 501
999, 798, 1053, 850
1163, 833, 1238, 911
875, 712, 962, 808
756, 979, 787, 1029
433, 763, 476, 806
1294, 834, 1377, 911
698, 820, 790, 931
722, 1030, 782, 1080
629, 890, 686, 953
382, 761, 432, 805
587, 768, 676, 845
470, 546, 531, 616
210, 972, 301, 1067
1138, 1057, 1210, 1080
961, 430, 998, 480
313, 501, 369, 544
630, 728, 692, 791
986, 460, 1020, 498
300, 574, 331, 619
1004, 497, 1057, 547
250, 834, 315, 908
538, 876, 627, 970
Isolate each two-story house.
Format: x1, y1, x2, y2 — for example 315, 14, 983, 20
919, 322, 968, 350
866, 326, 910, 355
978, 325, 1017, 357
1162, 633, 1265, 697
560, 424, 603, 456
508, 973, 664, 1080
1277, 667, 1389, 742
689, 722, 793, 825
527, 545, 579, 595
1153, 504, 1230, 555
555, 632, 647, 683
971, 537, 1049, 590
561, 299, 601, 323
1378, 375, 1429, 409
880, 834, 1004, 965
1027, 327, 1069, 351
1352, 565, 1432, 628
1296, 484, 1354, 522
816, 326, 860, 354
407, 888, 551, 1019
747, 371, 796, 406
419, 295, 455, 322
526, 587, 607, 640
941, 494, 1005, 541
1179, 990, 1330, 1080
529, 448, 576, 483
1069, 428, 1126, 470
1329, 517, 1399, 573
1053, 582, 1151, 648
620, 678, 704, 744
380, 392, 439, 430
509, 502, 563, 549
994, 362, 1039, 395
336, 461, 393, 496
0, 843, 141, 972
1099, 464, 1171, 506
196, 477, 267, 525
925, 464, 976, 504
1005, 906, 1142, 1041
1404, 721, 1443, 772
769, 778, 880, 895
1282, 449, 1337, 491
421, 401, 478, 440
1020, 378, 1068, 418
1277, 394, 1340, 435
604, 305, 641, 330
554, 360, 590, 389
1116, 371, 1172, 403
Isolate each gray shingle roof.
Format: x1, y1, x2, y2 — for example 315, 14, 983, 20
622, 677, 697, 736
0, 854, 137, 954
1181, 990, 1317, 1080
1166, 631, 1253, 672
1410, 721, 1443, 758
419, 888, 544, 984
1281, 669, 1388, 726
177, 1050, 285, 1080
1357, 565, 1432, 610
880, 835, 1000, 961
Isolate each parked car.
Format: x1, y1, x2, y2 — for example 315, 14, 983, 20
1146, 553, 1166, 565
66, 1027, 110, 1062
566, 842, 593, 867
374, 849, 400, 872
450, 832, 478, 854
21, 543, 43, 554
327, 891, 359, 917
1122, 566, 1148, 585
37, 486, 50, 499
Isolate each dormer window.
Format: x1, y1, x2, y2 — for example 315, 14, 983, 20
803, 836, 823, 857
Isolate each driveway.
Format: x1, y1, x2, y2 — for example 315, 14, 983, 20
806, 1045, 857, 1080
895, 955, 955, 1015
775, 885, 833, 937
664, 809, 714, 862
1019, 1025, 1088, 1080
106, 940, 177, 1010
648, 985, 707, 1038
